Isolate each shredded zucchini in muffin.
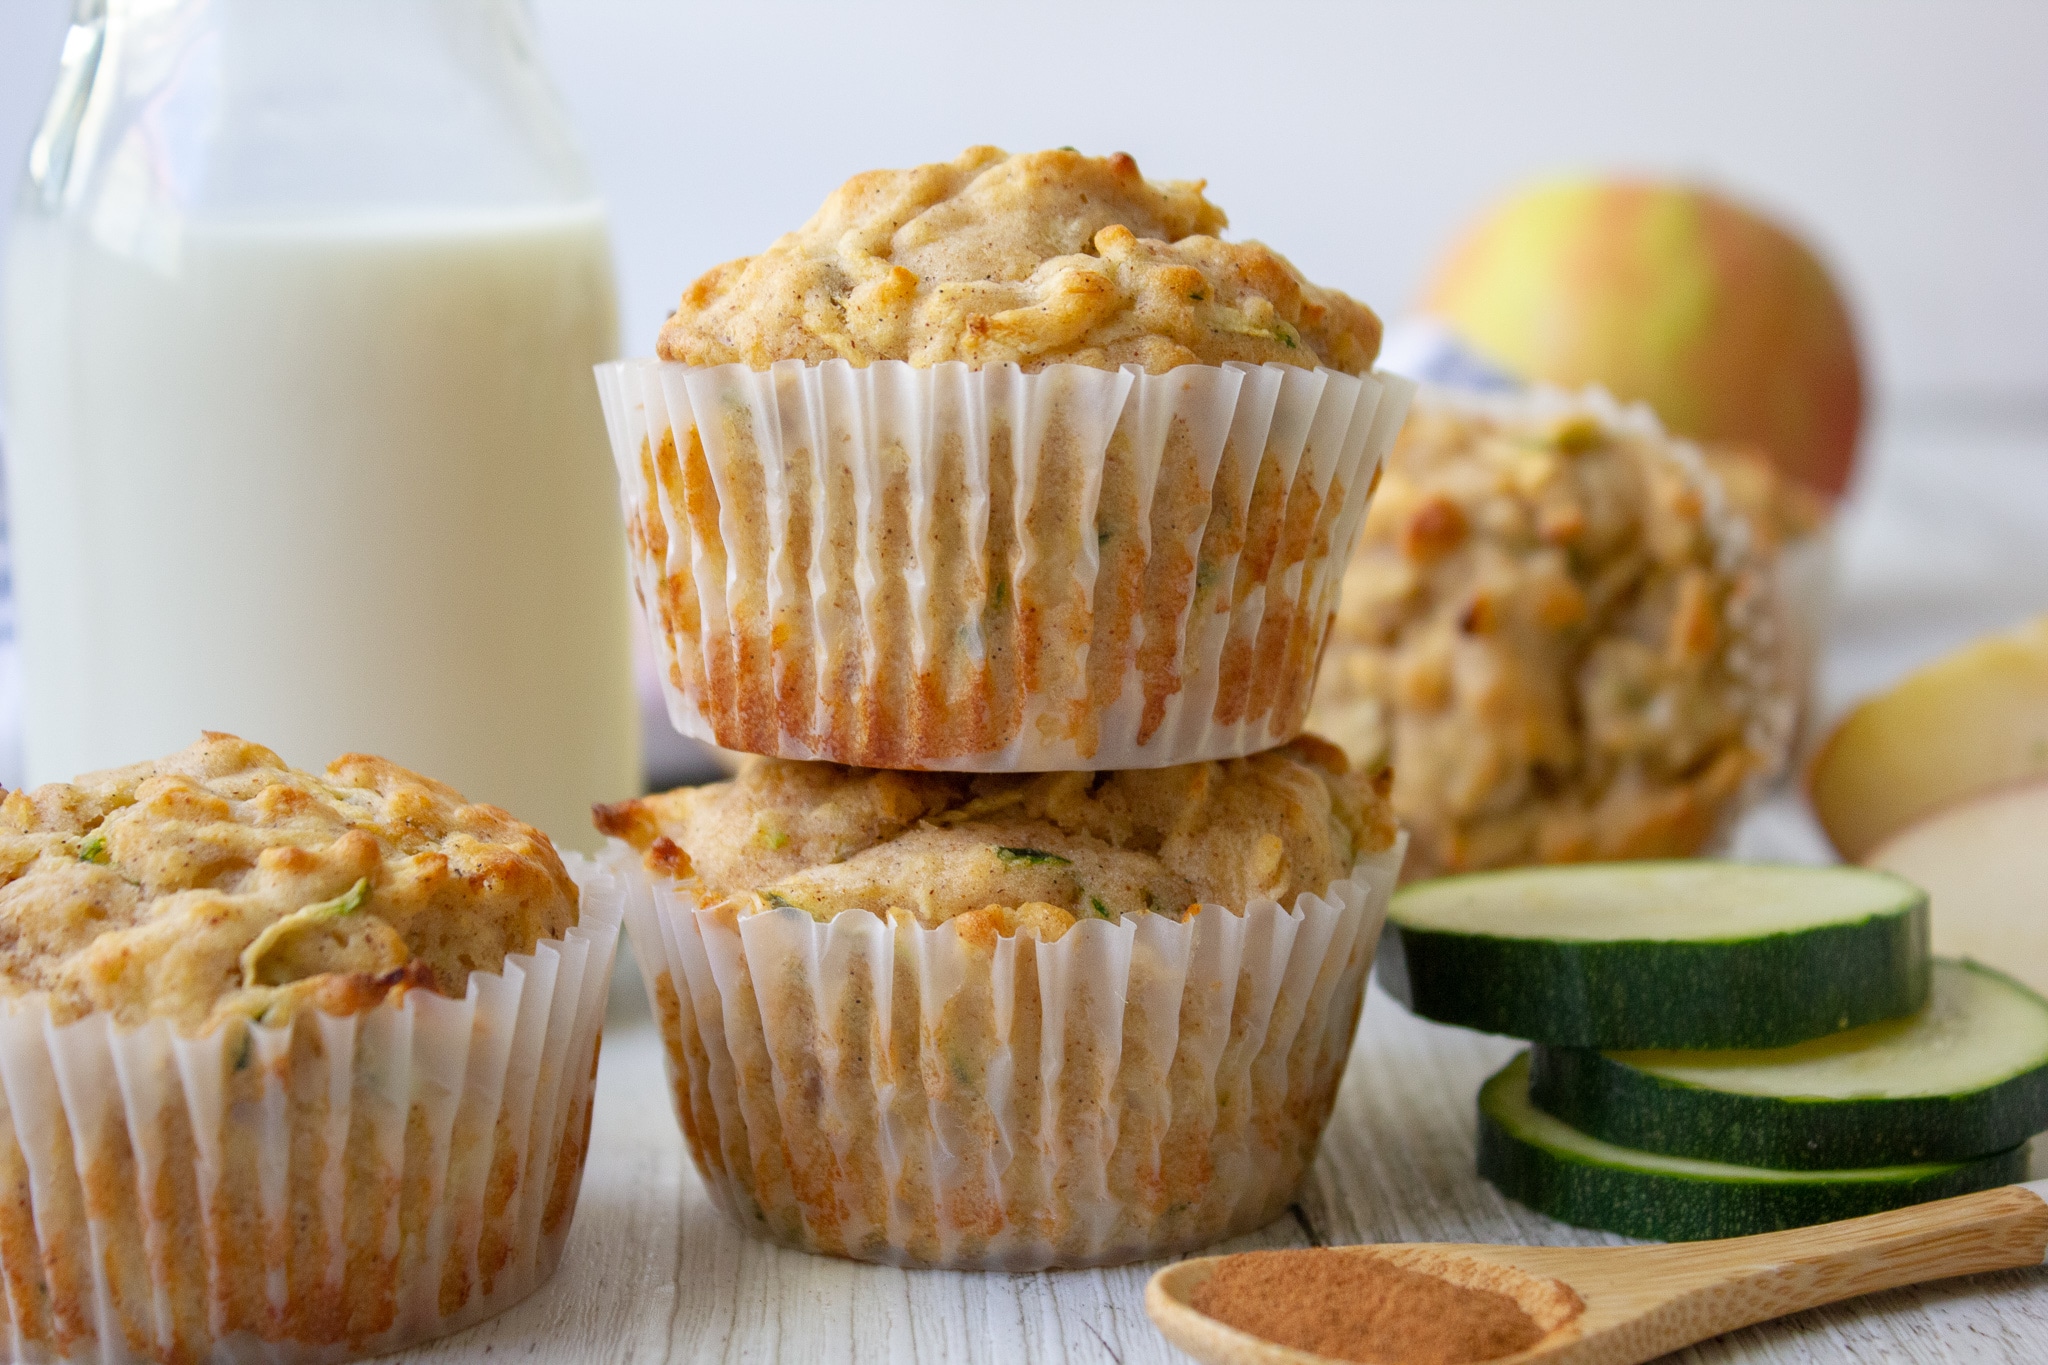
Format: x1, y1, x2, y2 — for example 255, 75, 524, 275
596, 736, 1394, 939
0, 733, 578, 1032
657, 146, 1383, 376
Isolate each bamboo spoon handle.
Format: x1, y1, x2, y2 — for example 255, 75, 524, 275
1619, 1180, 2048, 1333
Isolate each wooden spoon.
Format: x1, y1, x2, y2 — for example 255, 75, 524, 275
1146, 1180, 2048, 1365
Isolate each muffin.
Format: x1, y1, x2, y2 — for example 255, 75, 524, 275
1305, 389, 1792, 880
599, 735, 1404, 1268
596, 146, 1412, 772
0, 734, 622, 1364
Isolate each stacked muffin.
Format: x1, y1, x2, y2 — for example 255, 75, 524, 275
0, 734, 622, 1362
593, 147, 1413, 1268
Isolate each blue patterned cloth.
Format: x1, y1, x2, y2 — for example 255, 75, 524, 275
1374, 317, 1520, 393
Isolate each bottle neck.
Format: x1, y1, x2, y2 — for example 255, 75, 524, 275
31, 0, 589, 238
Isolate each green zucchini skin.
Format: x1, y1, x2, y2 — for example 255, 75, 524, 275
1378, 887, 1929, 1049
1479, 1055, 2026, 1242
1528, 1045, 2048, 1171
1526, 963, 2048, 1169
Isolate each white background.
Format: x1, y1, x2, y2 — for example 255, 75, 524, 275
0, 0, 2045, 408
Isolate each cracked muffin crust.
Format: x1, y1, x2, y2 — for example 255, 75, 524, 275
597, 734, 1395, 938
657, 145, 1382, 375
0, 732, 579, 1033
1306, 392, 1790, 879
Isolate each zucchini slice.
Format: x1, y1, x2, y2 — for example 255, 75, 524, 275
1478, 1053, 2025, 1241
1529, 959, 2048, 1169
1379, 862, 1928, 1048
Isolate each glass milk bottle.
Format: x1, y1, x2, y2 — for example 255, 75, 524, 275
3, 0, 638, 848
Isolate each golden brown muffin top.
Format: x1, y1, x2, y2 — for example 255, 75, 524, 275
596, 736, 1395, 941
1307, 393, 1788, 880
657, 146, 1383, 376
0, 734, 579, 1033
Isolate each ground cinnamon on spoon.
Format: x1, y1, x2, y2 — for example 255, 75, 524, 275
1189, 1249, 1546, 1365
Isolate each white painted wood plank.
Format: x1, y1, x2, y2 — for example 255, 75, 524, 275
403, 976, 2048, 1364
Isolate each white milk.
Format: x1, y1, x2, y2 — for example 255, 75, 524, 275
2, 205, 638, 848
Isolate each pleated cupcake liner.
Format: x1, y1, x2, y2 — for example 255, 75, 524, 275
614, 834, 1405, 1270
0, 856, 623, 1364
596, 357, 1413, 771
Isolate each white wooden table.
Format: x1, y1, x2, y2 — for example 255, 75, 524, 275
401, 958, 2047, 1365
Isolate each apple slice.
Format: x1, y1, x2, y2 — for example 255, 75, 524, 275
1807, 615, 2048, 859
1865, 780, 2048, 997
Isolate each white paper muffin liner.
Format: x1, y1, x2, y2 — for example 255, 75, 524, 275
613, 833, 1405, 1269
596, 358, 1413, 771
0, 856, 623, 1364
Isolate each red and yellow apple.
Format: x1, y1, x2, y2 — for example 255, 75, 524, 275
1420, 179, 1865, 499
1806, 614, 2048, 860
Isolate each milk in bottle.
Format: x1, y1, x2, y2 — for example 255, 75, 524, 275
2, 0, 637, 847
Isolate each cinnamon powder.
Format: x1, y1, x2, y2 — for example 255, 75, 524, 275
1188, 1249, 1546, 1365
